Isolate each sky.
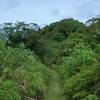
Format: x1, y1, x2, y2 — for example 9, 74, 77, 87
0, 0, 100, 26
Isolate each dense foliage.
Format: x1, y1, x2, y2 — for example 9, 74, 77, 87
0, 17, 100, 100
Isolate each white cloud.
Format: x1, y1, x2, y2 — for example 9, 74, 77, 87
49, 9, 61, 17
6, 0, 20, 11
0, 0, 99, 24
75, 0, 100, 21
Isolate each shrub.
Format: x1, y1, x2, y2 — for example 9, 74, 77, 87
63, 64, 100, 100
0, 40, 52, 99
0, 80, 21, 100
58, 46, 95, 79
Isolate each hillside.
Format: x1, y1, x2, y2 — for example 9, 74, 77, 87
0, 17, 100, 100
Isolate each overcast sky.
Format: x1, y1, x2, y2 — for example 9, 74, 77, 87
0, 0, 100, 26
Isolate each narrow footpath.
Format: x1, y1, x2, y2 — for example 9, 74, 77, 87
44, 71, 65, 100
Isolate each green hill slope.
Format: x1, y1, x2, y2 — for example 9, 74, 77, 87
0, 17, 100, 100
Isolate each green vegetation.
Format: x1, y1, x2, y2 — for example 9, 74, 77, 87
0, 17, 100, 100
